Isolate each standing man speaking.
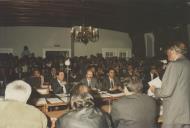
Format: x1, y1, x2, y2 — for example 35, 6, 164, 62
150, 41, 190, 128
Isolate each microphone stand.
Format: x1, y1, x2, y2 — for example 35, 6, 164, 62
66, 65, 71, 83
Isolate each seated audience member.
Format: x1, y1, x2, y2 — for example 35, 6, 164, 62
126, 64, 134, 77
43, 66, 57, 83
56, 93, 109, 128
26, 68, 44, 88
80, 69, 99, 90
101, 68, 122, 91
51, 70, 69, 94
111, 76, 158, 128
143, 64, 160, 93
0, 80, 47, 128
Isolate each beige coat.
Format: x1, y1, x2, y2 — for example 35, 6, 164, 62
0, 101, 47, 128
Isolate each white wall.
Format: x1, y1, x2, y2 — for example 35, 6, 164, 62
0, 26, 132, 57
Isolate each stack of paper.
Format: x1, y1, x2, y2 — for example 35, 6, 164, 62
148, 77, 162, 97
55, 94, 70, 102
35, 98, 47, 106
107, 92, 125, 97
148, 77, 162, 88
100, 93, 111, 98
46, 98, 63, 104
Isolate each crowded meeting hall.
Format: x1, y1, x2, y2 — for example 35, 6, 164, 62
0, 1, 190, 128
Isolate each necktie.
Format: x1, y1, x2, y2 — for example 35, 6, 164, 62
88, 80, 91, 87
62, 85, 67, 94
110, 80, 114, 89
60, 82, 67, 94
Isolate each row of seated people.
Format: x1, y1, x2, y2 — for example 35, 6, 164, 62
25, 67, 122, 94
25, 64, 163, 95
0, 75, 159, 128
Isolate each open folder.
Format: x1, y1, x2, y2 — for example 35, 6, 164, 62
148, 77, 162, 97
148, 77, 162, 88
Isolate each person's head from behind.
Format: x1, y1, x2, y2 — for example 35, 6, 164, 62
24, 45, 28, 50
167, 41, 188, 61
70, 93, 94, 111
123, 75, 143, 95
72, 84, 90, 97
5, 80, 31, 103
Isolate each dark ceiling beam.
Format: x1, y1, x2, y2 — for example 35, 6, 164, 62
0, 0, 189, 33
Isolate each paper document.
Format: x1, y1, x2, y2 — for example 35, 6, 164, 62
35, 98, 47, 106
148, 77, 162, 88
55, 94, 69, 102
108, 92, 125, 97
46, 98, 63, 104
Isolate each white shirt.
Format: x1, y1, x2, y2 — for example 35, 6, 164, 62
109, 78, 114, 89
58, 80, 67, 94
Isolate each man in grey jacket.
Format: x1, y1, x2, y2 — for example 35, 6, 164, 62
111, 75, 158, 128
150, 41, 190, 128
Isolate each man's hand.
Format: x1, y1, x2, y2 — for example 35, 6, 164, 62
149, 85, 156, 93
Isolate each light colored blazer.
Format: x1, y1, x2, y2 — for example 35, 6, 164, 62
80, 78, 99, 89
155, 56, 190, 124
0, 101, 47, 128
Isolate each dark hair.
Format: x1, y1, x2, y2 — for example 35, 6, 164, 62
71, 93, 94, 110
32, 68, 41, 75
108, 67, 115, 73
56, 69, 64, 76
24, 46, 28, 50
71, 83, 89, 96
123, 75, 143, 93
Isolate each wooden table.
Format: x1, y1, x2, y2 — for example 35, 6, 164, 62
33, 97, 69, 128
45, 109, 69, 128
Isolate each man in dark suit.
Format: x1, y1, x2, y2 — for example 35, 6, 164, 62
26, 68, 43, 89
150, 41, 190, 128
143, 64, 159, 93
111, 76, 158, 128
101, 68, 121, 91
56, 93, 109, 128
51, 70, 69, 94
80, 69, 99, 89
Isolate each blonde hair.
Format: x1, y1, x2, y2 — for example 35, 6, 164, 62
5, 80, 31, 103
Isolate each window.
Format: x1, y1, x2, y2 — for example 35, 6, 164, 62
105, 52, 114, 57
102, 48, 131, 58
119, 52, 126, 58
0, 48, 13, 54
42, 48, 71, 58
102, 48, 117, 58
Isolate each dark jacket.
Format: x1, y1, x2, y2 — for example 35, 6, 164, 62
56, 107, 109, 128
101, 77, 121, 91
111, 94, 158, 128
51, 79, 70, 94
80, 78, 99, 89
